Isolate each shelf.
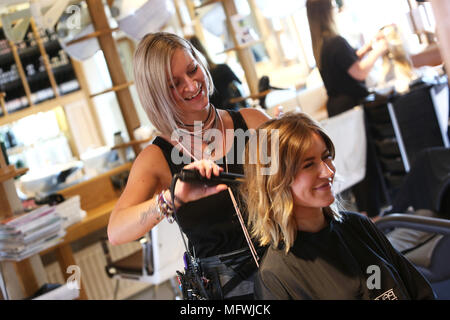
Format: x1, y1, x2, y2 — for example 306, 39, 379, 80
90, 81, 134, 98
0, 89, 84, 126
219, 39, 265, 54
1, 64, 77, 103
194, 0, 222, 9
111, 138, 152, 150
228, 88, 272, 104
0, 40, 61, 69
0, 166, 28, 182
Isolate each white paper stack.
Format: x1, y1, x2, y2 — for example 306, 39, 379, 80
33, 283, 80, 300
54, 196, 86, 228
0, 205, 65, 261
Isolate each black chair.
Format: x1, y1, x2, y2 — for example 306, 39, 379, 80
376, 147, 450, 299
387, 147, 450, 217
376, 213, 450, 299
226, 80, 249, 110
389, 83, 449, 171
257, 75, 287, 109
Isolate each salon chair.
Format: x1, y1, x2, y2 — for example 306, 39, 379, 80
101, 218, 185, 299
388, 82, 449, 172
257, 75, 288, 109
226, 80, 249, 110
374, 145, 450, 299
375, 213, 450, 299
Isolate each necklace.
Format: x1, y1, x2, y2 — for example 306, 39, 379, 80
175, 106, 227, 172
175, 111, 259, 267
175, 105, 221, 161
176, 105, 217, 142
176, 104, 213, 128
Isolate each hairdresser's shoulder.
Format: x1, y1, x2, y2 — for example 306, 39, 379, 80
239, 107, 272, 129
132, 137, 170, 173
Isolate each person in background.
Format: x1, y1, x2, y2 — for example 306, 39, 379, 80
241, 112, 435, 300
306, 0, 389, 218
187, 35, 245, 110
107, 32, 270, 299
306, 0, 388, 117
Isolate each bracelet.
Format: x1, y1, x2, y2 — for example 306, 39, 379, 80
157, 190, 175, 223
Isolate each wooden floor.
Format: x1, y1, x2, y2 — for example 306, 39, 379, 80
126, 279, 178, 300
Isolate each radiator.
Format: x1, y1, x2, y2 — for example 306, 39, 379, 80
45, 241, 151, 300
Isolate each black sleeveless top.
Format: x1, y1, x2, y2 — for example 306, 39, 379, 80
152, 110, 253, 258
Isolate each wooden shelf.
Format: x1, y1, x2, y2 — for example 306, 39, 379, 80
2, 63, 75, 99
111, 137, 152, 150
228, 89, 272, 104
194, 0, 222, 9
90, 81, 134, 99
0, 40, 61, 68
219, 39, 264, 54
0, 90, 84, 126
0, 166, 28, 182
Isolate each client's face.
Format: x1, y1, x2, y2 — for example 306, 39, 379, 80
169, 48, 209, 112
290, 133, 336, 210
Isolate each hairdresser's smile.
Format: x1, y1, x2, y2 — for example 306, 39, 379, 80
169, 48, 209, 117
184, 82, 203, 101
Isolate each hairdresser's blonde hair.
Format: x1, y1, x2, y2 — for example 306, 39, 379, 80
242, 112, 342, 253
133, 32, 214, 135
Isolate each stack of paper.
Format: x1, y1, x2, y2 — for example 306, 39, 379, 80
0, 205, 65, 261
33, 283, 80, 300
54, 196, 86, 229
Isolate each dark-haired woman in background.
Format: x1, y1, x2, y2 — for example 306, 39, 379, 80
306, 0, 389, 218
306, 0, 388, 117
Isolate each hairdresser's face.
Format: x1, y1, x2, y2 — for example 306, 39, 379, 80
290, 133, 335, 210
169, 48, 209, 112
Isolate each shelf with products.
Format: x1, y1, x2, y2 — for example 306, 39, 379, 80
1, 63, 77, 98
0, 89, 84, 127
0, 22, 80, 117
0, 39, 61, 69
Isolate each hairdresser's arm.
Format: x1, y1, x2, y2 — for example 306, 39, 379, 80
108, 145, 230, 245
240, 107, 272, 129
356, 41, 373, 58
348, 39, 388, 81
107, 145, 171, 245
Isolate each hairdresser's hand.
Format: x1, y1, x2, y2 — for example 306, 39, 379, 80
373, 38, 388, 55
173, 160, 228, 208
374, 29, 386, 42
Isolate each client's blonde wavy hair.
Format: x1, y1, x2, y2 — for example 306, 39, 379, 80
242, 112, 342, 253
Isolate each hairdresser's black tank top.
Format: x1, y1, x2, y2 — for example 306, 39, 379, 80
152, 110, 252, 258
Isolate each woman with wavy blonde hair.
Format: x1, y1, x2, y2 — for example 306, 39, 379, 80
242, 112, 434, 300
242, 112, 340, 252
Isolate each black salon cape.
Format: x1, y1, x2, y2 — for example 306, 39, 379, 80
254, 212, 435, 300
